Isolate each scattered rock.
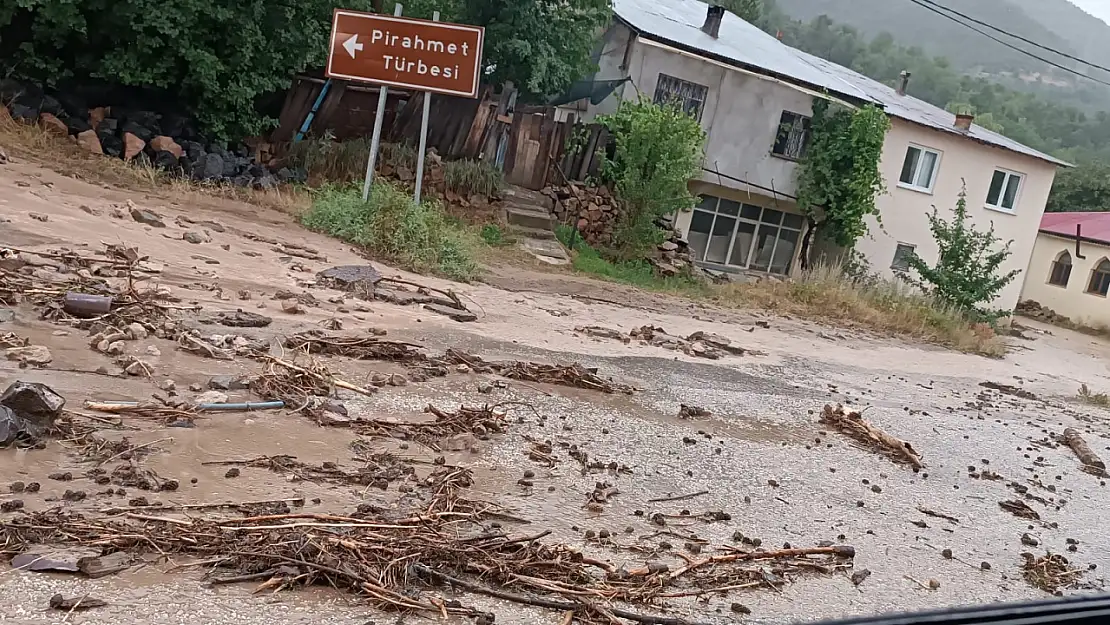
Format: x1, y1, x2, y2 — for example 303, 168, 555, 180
122, 132, 145, 160
149, 136, 183, 158
210, 310, 271, 328
5, 345, 52, 366
1021, 533, 1040, 547
76, 130, 103, 154
281, 300, 305, 314
49, 594, 108, 611
183, 231, 209, 244
159, 379, 176, 392
0, 381, 65, 445
127, 322, 149, 340
851, 569, 872, 586
28, 213, 48, 222
225, 468, 240, 478
130, 207, 166, 228
38, 112, 69, 136
192, 391, 228, 406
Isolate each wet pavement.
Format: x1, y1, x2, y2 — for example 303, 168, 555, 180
2, 158, 1110, 624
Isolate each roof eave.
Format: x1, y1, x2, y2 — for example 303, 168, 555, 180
614, 15, 875, 108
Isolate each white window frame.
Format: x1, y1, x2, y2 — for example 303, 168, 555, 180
985, 168, 1024, 213
686, 196, 804, 275
897, 144, 942, 194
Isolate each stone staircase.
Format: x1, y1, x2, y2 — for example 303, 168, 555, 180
500, 185, 569, 265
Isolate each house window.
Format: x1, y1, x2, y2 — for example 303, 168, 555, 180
986, 169, 1023, 212
898, 145, 941, 192
1049, 251, 1072, 287
891, 243, 916, 272
687, 196, 804, 275
1088, 258, 1110, 296
771, 111, 811, 159
653, 74, 708, 121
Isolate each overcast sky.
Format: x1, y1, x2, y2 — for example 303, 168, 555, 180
1070, 0, 1110, 24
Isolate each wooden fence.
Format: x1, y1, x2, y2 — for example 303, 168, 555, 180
274, 81, 609, 191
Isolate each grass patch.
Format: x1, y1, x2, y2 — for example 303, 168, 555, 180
713, 263, 1005, 356
555, 225, 704, 292
480, 224, 507, 246
284, 138, 418, 184
301, 182, 478, 281
444, 159, 503, 197
1078, 384, 1110, 407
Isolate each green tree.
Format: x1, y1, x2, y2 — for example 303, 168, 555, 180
904, 185, 1021, 322
0, 0, 381, 139
457, 0, 611, 100
597, 97, 706, 259
795, 100, 890, 263
717, 0, 763, 24
1046, 162, 1110, 213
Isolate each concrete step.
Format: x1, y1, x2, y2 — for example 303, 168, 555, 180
502, 185, 554, 211
507, 225, 557, 240
519, 237, 570, 266
504, 206, 556, 232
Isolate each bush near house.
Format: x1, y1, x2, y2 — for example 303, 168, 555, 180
595, 97, 707, 261
903, 185, 1021, 323
301, 183, 478, 281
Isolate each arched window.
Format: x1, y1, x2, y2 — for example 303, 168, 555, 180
1088, 258, 1110, 296
1049, 250, 1072, 287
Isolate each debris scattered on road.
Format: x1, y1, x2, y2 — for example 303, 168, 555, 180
678, 404, 712, 419
1022, 552, 1084, 593
979, 381, 1039, 401
917, 505, 959, 524
576, 324, 760, 359
49, 594, 108, 611
0, 381, 65, 447
1060, 427, 1108, 477
1000, 499, 1041, 520
206, 310, 272, 328
820, 404, 924, 469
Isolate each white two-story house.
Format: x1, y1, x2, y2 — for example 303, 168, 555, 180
568, 0, 1068, 312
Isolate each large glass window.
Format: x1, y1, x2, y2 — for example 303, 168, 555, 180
687, 196, 804, 275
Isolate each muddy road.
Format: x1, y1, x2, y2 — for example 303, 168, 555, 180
2, 159, 1110, 625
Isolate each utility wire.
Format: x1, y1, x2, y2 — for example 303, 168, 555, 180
904, 0, 1110, 89
913, 0, 1110, 77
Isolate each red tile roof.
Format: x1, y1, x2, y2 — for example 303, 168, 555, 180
1040, 212, 1110, 245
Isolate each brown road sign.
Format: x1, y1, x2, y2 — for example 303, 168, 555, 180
326, 9, 484, 98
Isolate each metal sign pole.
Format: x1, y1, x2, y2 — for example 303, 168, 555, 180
413, 10, 440, 205
362, 2, 404, 201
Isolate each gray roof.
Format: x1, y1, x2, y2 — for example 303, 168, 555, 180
613, 0, 1070, 168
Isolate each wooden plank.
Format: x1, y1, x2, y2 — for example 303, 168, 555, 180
462, 101, 493, 159
577, 125, 600, 181
504, 110, 525, 184
312, 80, 348, 137
587, 127, 610, 178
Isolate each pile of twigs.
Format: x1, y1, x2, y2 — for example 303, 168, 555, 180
201, 454, 415, 488
1022, 553, 1084, 593
251, 355, 377, 408
819, 404, 924, 469
284, 332, 427, 362
444, 350, 635, 395
0, 502, 854, 624
351, 405, 508, 450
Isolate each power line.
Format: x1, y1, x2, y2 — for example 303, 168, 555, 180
914, 0, 1110, 77
904, 0, 1110, 89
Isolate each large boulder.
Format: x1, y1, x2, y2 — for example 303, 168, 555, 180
201, 153, 224, 180
123, 132, 146, 160
0, 381, 65, 446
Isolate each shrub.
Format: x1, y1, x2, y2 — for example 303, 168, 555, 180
903, 184, 1021, 322
444, 159, 504, 197
597, 97, 706, 260
480, 224, 505, 246
302, 183, 477, 281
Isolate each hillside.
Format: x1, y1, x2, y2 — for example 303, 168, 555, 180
773, 0, 1106, 77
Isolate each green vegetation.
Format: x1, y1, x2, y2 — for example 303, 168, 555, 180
751, 0, 1110, 211
795, 100, 890, 261
444, 159, 504, 197
555, 225, 702, 291
903, 186, 1021, 322
1, 0, 610, 138
301, 183, 477, 281
714, 263, 1005, 356
596, 97, 706, 260
1046, 163, 1110, 213
479, 224, 506, 246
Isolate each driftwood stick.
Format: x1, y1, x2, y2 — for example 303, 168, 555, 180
820, 404, 924, 469
266, 356, 377, 398
99, 497, 305, 514
1062, 428, 1108, 476
647, 490, 709, 504
412, 564, 707, 625
661, 545, 856, 580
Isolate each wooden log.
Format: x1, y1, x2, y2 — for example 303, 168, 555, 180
820, 404, 924, 469
1062, 427, 1108, 476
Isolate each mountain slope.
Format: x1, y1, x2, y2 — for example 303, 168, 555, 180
773, 0, 1091, 74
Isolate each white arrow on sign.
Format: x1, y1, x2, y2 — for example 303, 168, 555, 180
342, 34, 364, 59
